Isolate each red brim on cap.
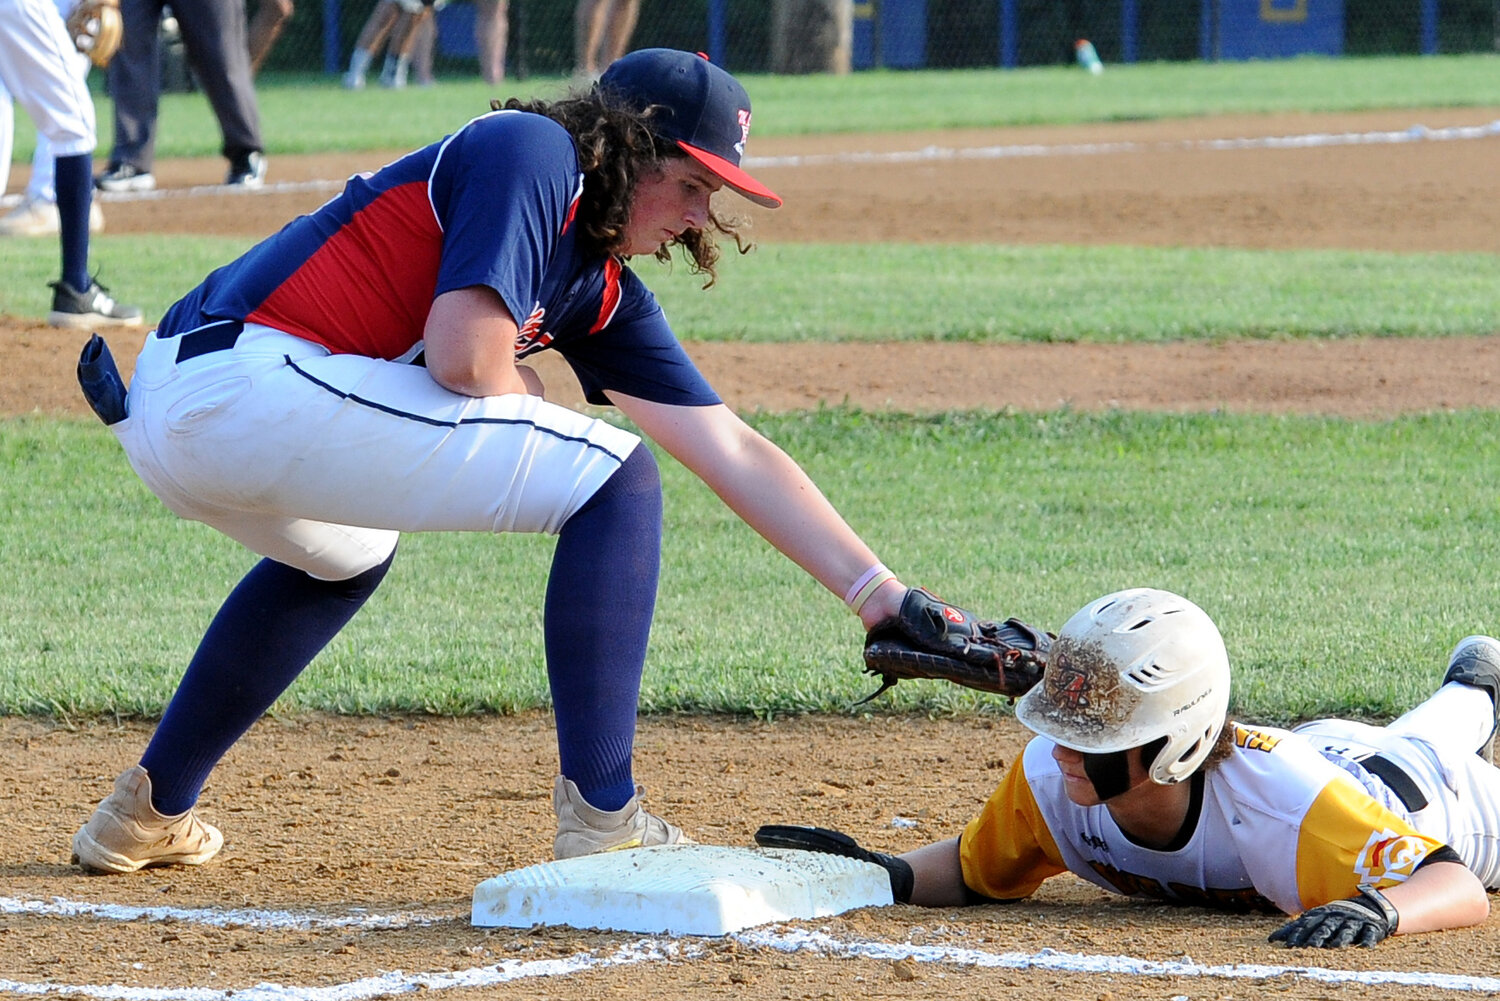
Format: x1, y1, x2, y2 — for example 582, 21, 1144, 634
678, 141, 782, 209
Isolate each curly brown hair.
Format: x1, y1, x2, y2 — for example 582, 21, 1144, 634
1202, 720, 1237, 771
493, 92, 751, 287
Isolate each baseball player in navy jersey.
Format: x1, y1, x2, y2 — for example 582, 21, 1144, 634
0, 0, 140, 325
72, 48, 921, 873
761, 588, 1500, 948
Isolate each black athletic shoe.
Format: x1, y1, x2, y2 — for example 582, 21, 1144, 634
47, 278, 143, 329
1444, 635, 1500, 763
95, 162, 156, 192
225, 151, 267, 188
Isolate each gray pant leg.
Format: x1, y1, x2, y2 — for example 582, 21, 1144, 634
108, 0, 165, 170
172, 0, 262, 160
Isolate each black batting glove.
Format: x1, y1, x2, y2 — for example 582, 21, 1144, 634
754, 824, 915, 904
1269, 885, 1399, 949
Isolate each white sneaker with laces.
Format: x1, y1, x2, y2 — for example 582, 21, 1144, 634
0, 196, 104, 237
72, 765, 224, 874
95, 163, 156, 192
47, 277, 143, 328
225, 151, 268, 188
1445, 635, 1500, 763
552, 775, 694, 859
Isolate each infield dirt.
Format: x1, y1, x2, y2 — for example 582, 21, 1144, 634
2, 108, 1499, 998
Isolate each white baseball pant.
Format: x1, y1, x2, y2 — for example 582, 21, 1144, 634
113, 324, 640, 581
1297, 681, 1500, 887
0, 0, 96, 165
0, 0, 89, 200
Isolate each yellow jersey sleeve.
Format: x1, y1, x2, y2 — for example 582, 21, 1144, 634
960, 751, 1067, 900
1295, 771, 1446, 910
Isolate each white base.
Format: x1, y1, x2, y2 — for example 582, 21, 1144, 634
471, 844, 894, 936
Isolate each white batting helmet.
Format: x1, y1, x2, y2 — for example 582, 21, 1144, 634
1015, 588, 1230, 785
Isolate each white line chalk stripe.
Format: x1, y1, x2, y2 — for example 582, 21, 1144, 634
0, 895, 453, 931
741, 927, 1500, 992
746, 118, 1500, 169
3, 898, 1499, 999
5, 119, 1495, 211
0, 941, 680, 1001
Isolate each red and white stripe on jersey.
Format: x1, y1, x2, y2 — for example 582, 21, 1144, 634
590, 256, 623, 334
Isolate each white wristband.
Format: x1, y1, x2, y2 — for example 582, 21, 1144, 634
846, 566, 898, 616
844, 563, 888, 607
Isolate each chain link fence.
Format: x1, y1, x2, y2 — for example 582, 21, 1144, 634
252, 0, 1500, 80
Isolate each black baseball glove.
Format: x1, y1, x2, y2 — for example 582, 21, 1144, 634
859, 587, 1051, 704
755, 824, 913, 903
1269, 885, 1399, 948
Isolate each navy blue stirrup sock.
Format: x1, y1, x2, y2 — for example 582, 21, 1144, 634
546, 446, 662, 813
141, 550, 396, 815
54, 153, 93, 291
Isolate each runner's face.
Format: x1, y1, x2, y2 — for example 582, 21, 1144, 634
622, 158, 722, 256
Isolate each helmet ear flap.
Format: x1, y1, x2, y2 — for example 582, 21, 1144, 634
1150, 720, 1225, 785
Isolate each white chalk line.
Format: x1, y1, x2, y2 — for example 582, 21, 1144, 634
743, 927, 1500, 992
5, 118, 1496, 212
4, 895, 1500, 999
0, 894, 456, 931
746, 118, 1500, 169
0, 940, 682, 1001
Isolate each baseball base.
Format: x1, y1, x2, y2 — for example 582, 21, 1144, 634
471, 843, 894, 936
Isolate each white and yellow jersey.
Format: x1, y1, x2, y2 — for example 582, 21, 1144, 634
960, 722, 1449, 915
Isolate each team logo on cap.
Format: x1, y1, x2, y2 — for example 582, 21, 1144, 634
735, 109, 752, 157
1041, 648, 1089, 706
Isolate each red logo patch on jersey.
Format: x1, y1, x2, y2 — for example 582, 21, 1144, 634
943, 605, 966, 625
514, 302, 550, 355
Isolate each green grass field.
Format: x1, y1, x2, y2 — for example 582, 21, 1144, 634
3, 409, 1497, 724
6, 240, 1500, 339
6, 53, 1500, 159
4, 55, 1498, 724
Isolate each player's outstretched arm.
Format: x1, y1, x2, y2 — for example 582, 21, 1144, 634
610, 393, 905, 627
900, 837, 972, 907
1378, 859, 1488, 936
752, 827, 977, 907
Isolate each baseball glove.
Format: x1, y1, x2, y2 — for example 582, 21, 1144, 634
67, 0, 124, 69
859, 587, 1051, 704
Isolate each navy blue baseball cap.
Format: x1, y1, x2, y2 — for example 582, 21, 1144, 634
598, 48, 782, 209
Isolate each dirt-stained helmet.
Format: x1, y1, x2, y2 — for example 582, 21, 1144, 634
1015, 588, 1230, 785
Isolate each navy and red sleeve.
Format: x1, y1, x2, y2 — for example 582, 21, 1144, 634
429, 111, 581, 328
553, 265, 721, 408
